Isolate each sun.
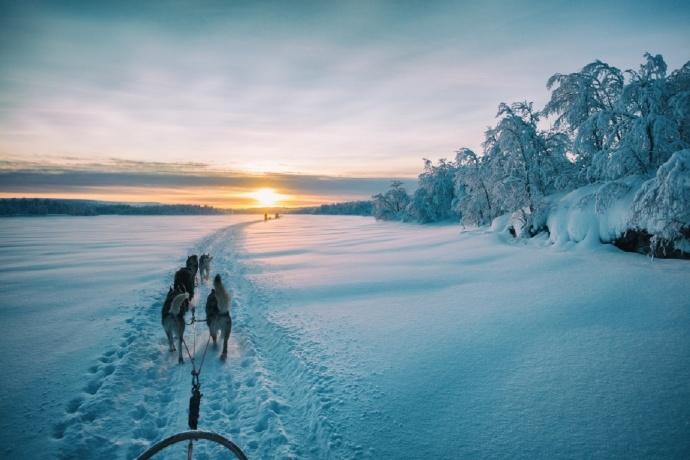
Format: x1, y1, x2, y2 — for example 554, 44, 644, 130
252, 188, 280, 207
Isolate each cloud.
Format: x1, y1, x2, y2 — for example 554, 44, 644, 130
0, 158, 416, 207
1, 0, 688, 192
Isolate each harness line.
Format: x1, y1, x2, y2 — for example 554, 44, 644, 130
180, 307, 213, 457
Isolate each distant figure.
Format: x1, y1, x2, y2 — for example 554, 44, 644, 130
264, 212, 268, 221
275, 213, 280, 219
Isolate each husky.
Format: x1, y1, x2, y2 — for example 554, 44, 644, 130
161, 287, 190, 363
174, 266, 196, 301
199, 254, 213, 282
186, 255, 199, 283
205, 274, 232, 359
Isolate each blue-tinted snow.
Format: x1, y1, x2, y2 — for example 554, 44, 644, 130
0, 215, 688, 459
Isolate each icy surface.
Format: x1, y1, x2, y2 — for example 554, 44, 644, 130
1, 215, 689, 458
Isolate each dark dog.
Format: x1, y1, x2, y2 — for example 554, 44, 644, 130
187, 255, 199, 283
161, 286, 190, 363
205, 274, 232, 358
174, 266, 195, 301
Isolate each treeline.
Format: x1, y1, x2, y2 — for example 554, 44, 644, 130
373, 53, 690, 256
0, 198, 233, 216
291, 200, 373, 216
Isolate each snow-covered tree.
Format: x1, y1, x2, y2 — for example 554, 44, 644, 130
666, 61, 690, 145
610, 54, 686, 178
544, 60, 625, 182
629, 149, 690, 255
370, 53, 689, 257
372, 181, 410, 221
406, 158, 459, 223
482, 101, 572, 235
544, 60, 624, 133
453, 148, 496, 226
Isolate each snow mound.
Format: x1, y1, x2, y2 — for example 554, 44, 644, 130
490, 151, 690, 257
546, 177, 642, 247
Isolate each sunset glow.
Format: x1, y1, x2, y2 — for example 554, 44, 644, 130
250, 188, 282, 207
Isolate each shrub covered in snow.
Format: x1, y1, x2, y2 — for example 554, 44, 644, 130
372, 181, 410, 221
628, 150, 690, 255
405, 158, 460, 223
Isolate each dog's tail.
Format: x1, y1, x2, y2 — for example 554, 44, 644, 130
170, 292, 190, 316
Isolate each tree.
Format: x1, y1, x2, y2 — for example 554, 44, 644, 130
372, 181, 411, 221
453, 148, 496, 226
406, 158, 459, 223
482, 101, 572, 235
544, 60, 625, 182
610, 53, 686, 178
629, 149, 690, 255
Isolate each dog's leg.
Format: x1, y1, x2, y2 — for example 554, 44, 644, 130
221, 320, 231, 359
208, 319, 217, 345
177, 322, 184, 364
166, 328, 175, 352
163, 322, 175, 351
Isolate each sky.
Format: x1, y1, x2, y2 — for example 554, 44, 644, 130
1, 0, 689, 207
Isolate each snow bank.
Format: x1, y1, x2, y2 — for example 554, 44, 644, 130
546, 176, 642, 247
491, 151, 690, 256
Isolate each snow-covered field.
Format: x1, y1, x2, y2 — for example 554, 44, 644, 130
1, 215, 689, 459
0, 215, 254, 459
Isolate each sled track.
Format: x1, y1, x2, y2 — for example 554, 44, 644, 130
50, 221, 307, 459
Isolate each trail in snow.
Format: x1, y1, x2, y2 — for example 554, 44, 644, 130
0, 215, 255, 459
51, 220, 304, 459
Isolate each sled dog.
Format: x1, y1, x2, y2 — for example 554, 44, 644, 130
161, 287, 190, 363
199, 254, 213, 282
174, 266, 196, 301
205, 274, 232, 358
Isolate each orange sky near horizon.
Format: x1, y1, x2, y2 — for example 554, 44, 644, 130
0, 187, 355, 209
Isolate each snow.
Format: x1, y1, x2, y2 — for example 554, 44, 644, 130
0, 215, 254, 459
545, 177, 642, 247
1, 215, 689, 458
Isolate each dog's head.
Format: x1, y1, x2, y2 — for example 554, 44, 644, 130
213, 274, 223, 289
186, 255, 199, 270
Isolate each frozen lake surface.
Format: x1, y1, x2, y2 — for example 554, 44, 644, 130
1, 215, 689, 458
